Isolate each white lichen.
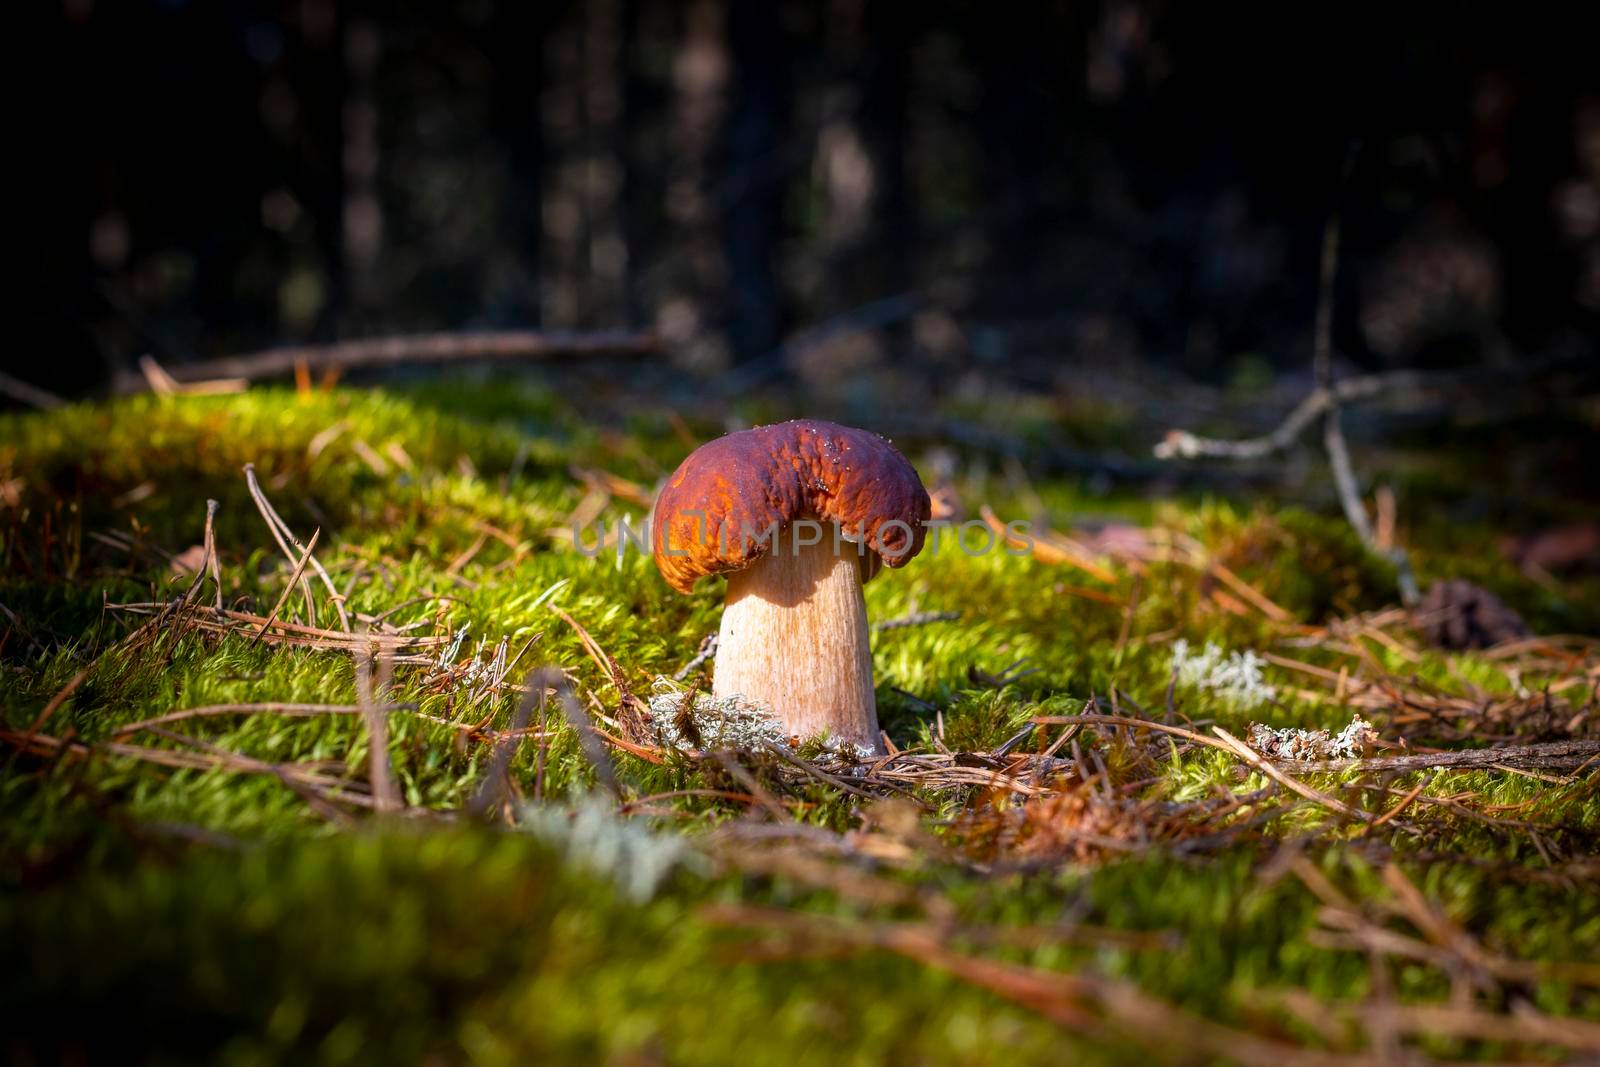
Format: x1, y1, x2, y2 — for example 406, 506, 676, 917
648, 691, 794, 751
518, 793, 703, 902
1246, 716, 1377, 762
646, 688, 875, 760
1170, 639, 1277, 709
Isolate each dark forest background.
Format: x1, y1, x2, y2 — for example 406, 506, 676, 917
21, 0, 1600, 400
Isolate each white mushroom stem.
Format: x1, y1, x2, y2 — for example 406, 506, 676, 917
713, 530, 880, 754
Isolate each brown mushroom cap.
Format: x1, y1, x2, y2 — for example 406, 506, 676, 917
651, 419, 931, 593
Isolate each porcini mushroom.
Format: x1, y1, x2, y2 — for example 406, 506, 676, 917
652, 419, 930, 753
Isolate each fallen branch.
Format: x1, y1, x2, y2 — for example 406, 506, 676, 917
1154, 370, 1436, 461
0, 370, 67, 410
1031, 712, 1230, 754
1156, 160, 1423, 606
1271, 739, 1600, 775
119, 329, 658, 391
1306, 165, 1423, 609
1152, 359, 1594, 463
138, 355, 247, 396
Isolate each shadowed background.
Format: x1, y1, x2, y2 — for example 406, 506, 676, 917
24, 0, 1599, 403
7, 7, 1600, 1063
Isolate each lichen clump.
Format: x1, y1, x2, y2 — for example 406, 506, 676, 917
1247, 716, 1378, 762
648, 691, 796, 752
647, 691, 877, 759
1169, 639, 1277, 708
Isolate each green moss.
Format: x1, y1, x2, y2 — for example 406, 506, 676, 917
3, 390, 1597, 1064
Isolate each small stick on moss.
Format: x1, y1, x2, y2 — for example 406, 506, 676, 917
108, 602, 441, 654
243, 467, 318, 624
1274, 739, 1600, 775
5, 729, 341, 789
1379, 864, 1503, 986
176, 500, 220, 609
1365, 774, 1432, 832
251, 527, 320, 646
355, 646, 401, 814
1370, 1002, 1600, 1052
242, 463, 350, 632
672, 632, 718, 681
202, 499, 223, 611
992, 722, 1036, 757
872, 609, 961, 633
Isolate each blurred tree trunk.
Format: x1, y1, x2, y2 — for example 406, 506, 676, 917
861, 0, 912, 300
341, 16, 382, 326
973, 4, 1047, 317
540, 0, 628, 329
541, 9, 588, 326
487, 4, 548, 327
584, 0, 629, 326
724, 0, 783, 362
297, 0, 346, 338
657, 0, 731, 368
805, 3, 912, 311
811, 0, 871, 317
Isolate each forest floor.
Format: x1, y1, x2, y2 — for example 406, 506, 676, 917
2, 379, 1597, 1065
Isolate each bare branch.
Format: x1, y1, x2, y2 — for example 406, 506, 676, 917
119, 329, 658, 392
1268, 739, 1600, 775
251, 528, 320, 644
243, 464, 351, 632
0, 370, 66, 410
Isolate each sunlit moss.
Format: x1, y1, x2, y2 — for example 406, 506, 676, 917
3, 389, 1596, 1064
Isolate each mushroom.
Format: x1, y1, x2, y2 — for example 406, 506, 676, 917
652, 419, 931, 753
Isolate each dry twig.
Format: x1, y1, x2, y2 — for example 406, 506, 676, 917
242, 463, 351, 631
120, 330, 657, 392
